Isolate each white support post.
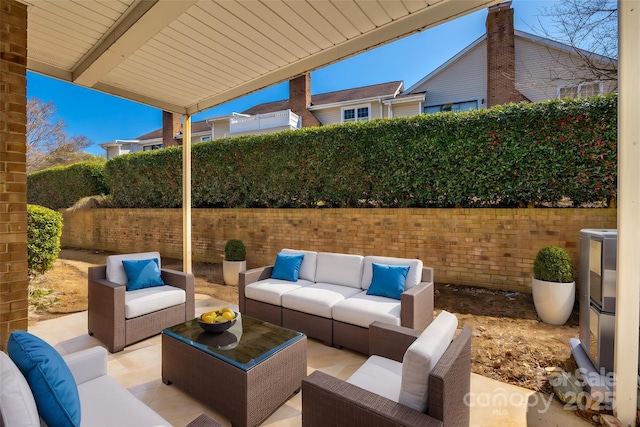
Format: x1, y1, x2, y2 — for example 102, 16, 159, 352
614, 1, 640, 424
182, 115, 192, 275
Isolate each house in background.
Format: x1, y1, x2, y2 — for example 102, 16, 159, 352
101, 1, 616, 160
405, 1, 617, 113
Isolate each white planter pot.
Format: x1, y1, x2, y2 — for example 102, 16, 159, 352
531, 277, 575, 326
223, 260, 246, 286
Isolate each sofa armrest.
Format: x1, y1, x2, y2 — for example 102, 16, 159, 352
369, 321, 420, 362
63, 346, 108, 385
302, 370, 442, 427
428, 326, 472, 427
401, 278, 434, 331
238, 266, 274, 312
161, 268, 195, 319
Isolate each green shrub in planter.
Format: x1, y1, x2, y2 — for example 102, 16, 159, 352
27, 204, 63, 274
224, 239, 246, 261
533, 246, 574, 283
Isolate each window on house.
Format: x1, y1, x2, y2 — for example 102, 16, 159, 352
557, 81, 602, 99
201, 136, 212, 142
424, 100, 478, 114
143, 144, 163, 151
342, 105, 370, 122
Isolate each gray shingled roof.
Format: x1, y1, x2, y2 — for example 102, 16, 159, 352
137, 80, 404, 140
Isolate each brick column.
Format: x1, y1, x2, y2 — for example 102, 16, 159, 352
486, 1, 528, 107
162, 111, 181, 147
289, 73, 321, 127
0, 0, 28, 350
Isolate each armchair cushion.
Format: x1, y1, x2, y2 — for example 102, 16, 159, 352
345, 355, 402, 402
124, 285, 186, 319
106, 252, 162, 286
271, 253, 305, 282
366, 263, 410, 300
0, 351, 40, 427
7, 331, 81, 427
399, 310, 458, 412
122, 258, 164, 291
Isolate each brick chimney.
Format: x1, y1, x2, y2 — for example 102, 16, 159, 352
486, 1, 528, 107
289, 74, 321, 127
162, 111, 181, 147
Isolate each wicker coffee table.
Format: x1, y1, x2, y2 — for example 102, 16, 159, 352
162, 314, 306, 427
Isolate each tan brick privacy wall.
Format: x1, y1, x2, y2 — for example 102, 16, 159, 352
1, 0, 28, 350
61, 208, 616, 294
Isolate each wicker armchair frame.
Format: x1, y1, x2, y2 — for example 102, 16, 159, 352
88, 265, 195, 353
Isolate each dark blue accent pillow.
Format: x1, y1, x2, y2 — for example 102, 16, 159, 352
122, 258, 165, 291
271, 253, 305, 282
366, 263, 410, 300
7, 331, 81, 427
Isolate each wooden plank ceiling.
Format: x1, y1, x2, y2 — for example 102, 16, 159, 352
23, 0, 499, 114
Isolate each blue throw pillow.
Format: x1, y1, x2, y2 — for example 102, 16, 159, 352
366, 263, 410, 300
122, 258, 165, 291
7, 331, 81, 427
271, 253, 305, 282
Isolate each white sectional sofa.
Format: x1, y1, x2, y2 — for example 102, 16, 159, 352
238, 249, 435, 354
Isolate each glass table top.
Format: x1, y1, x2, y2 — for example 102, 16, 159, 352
163, 314, 305, 371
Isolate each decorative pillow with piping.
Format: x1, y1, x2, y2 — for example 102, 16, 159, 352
7, 331, 81, 427
366, 263, 410, 300
271, 253, 305, 282
122, 258, 165, 291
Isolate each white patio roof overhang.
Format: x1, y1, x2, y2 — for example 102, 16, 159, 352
19, 1, 640, 423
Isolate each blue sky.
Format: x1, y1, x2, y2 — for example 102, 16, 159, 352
26, 0, 560, 156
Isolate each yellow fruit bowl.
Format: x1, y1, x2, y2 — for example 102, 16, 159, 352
197, 318, 236, 334
197, 309, 238, 334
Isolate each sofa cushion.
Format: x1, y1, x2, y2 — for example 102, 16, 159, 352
366, 263, 410, 300
7, 331, 81, 427
398, 310, 458, 412
362, 256, 423, 291
0, 351, 40, 427
122, 258, 165, 291
280, 249, 318, 282
271, 253, 305, 282
124, 285, 186, 319
315, 252, 364, 289
346, 355, 402, 403
77, 375, 170, 427
245, 278, 314, 306
331, 291, 401, 328
106, 252, 162, 286
281, 283, 362, 318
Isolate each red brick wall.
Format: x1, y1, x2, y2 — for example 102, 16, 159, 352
486, 2, 528, 107
61, 207, 616, 294
0, 0, 28, 350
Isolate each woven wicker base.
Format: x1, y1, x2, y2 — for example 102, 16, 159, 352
162, 331, 306, 427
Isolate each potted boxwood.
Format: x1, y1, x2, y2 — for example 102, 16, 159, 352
223, 239, 246, 286
532, 245, 575, 326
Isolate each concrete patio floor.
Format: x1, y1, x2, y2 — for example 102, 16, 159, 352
27, 295, 591, 426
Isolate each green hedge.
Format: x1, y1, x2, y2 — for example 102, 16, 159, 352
105, 95, 617, 208
27, 204, 63, 274
27, 162, 109, 210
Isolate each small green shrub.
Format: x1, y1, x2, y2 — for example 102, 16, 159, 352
224, 239, 246, 261
28, 284, 59, 310
533, 246, 574, 283
27, 204, 63, 274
